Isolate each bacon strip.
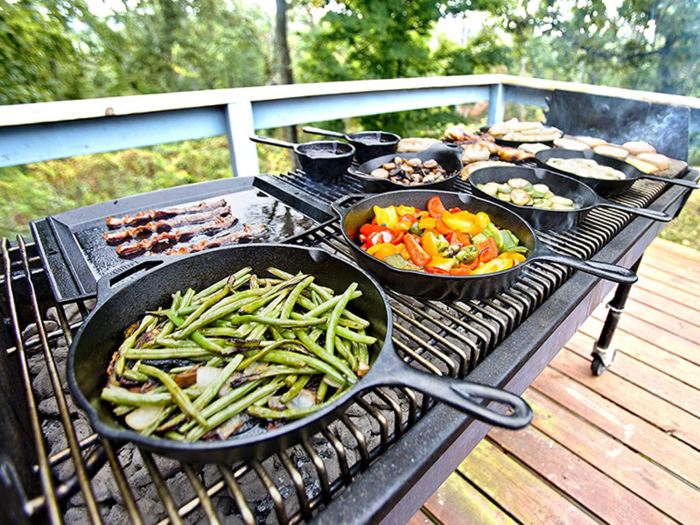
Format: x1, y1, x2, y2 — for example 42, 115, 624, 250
158, 224, 266, 256
116, 214, 238, 257
104, 206, 231, 243
106, 199, 227, 228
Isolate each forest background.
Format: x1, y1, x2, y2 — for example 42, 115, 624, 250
1, 0, 699, 248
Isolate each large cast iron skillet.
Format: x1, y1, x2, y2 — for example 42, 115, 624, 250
346, 143, 463, 193
250, 135, 355, 183
333, 190, 637, 302
469, 166, 672, 231
535, 149, 699, 198
302, 126, 400, 164
68, 244, 532, 463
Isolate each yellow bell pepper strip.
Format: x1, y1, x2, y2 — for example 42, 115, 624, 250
373, 205, 399, 229
441, 210, 477, 234
366, 243, 398, 260
471, 257, 514, 275
397, 205, 416, 216
403, 234, 432, 267
418, 217, 436, 230
472, 212, 490, 236
421, 232, 449, 257
498, 252, 526, 265
426, 257, 457, 272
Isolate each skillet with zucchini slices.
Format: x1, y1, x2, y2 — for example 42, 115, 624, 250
477, 177, 576, 210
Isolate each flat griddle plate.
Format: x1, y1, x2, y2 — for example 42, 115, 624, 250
31, 176, 332, 303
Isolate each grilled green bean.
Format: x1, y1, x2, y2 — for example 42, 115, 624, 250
139, 364, 208, 427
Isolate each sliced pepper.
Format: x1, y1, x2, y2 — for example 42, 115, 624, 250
449, 266, 472, 276
425, 267, 450, 275
418, 217, 437, 230
422, 232, 449, 257
476, 237, 498, 264
441, 210, 477, 234
404, 234, 432, 267
427, 196, 447, 218
384, 253, 423, 271
426, 256, 457, 271
499, 252, 527, 265
434, 218, 454, 235
471, 257, 514, 275
373, 205, 399, 229
397, 205, 416, 217
472, 212, 490, 236
367, 243, 398, 260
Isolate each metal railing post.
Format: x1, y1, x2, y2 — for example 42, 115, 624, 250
487, 83, 505, 126
225, 101, 259, 177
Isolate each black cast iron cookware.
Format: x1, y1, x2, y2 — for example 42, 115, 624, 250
333, 190, 637, 302
346, 142, 463, 193
478, 125, 561, 148
249, 135, 355, 183
535, 148, 699, 198
302, 126, 400, 164
68, 244, 532, 463
469, 166, 672, 231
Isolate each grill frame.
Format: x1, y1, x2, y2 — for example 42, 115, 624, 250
0, 167, 696, 525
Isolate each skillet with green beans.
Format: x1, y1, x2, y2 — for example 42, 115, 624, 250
100, 266, 374, 442
477, 177, 577, 210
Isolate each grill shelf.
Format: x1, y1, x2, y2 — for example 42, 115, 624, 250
0, 165, 694, 525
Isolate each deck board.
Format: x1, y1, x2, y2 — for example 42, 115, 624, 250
411, 238, 700, 525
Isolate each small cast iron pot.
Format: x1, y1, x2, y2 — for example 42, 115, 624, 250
68, 244, 532, 463
469, 166, 672, 231
302, 126, 400, 164
250, 135, 355, 183
346, 143, 463, 193
333, 190, 638, 302
535, 149, 699, 198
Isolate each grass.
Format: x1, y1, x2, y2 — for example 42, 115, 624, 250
659, 186, 700, 251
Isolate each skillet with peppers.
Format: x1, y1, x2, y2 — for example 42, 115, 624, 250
358, 196, 528, 276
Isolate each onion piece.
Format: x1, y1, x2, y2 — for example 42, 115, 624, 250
196, 366, 223, 390
289, 389, 317, 409
216, 413, 250, 440
125, 405, 165, 431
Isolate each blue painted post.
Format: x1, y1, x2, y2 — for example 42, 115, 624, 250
225, 101, 259, 177
487, 83, 505, 126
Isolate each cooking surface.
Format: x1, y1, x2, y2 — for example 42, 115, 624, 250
2, 162, 697, 524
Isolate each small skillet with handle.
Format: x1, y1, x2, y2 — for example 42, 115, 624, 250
302, 126, 400, 163
535, 149, 699, 198
333, 190, 638, 302
469, 166, 673, 231
68, 244, 532, 463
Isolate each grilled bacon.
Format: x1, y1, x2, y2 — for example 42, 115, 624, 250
116, 214, 238, 257
106, 199, 227, 228
158, 224, 266, 256
104, 206, 231, 243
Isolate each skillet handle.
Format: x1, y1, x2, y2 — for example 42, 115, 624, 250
96, 259, 166, 301
375, 364, 532, 429
595, 201, 673, 222
302, 126, 346, 139
531, 253, 638, 284
249, 135, 296, 149
330, 194, 368, 218
637, 173, 699, 189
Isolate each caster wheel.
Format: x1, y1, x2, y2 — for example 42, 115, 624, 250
591, 354, 609, 376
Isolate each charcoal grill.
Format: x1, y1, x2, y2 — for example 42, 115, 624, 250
0, 159, 696, 524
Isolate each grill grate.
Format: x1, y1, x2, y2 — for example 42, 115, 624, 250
0, 168, 673, 524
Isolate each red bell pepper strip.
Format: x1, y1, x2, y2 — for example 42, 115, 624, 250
404, 234, 432, 267
449, 266, 472, 276
427, 196, 447, 218
447, 231, 471, 246
426, 266, 450, 275
476, 237, 498, 263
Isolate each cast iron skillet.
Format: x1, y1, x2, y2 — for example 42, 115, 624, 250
346, 143, 463, 193
478, 125, 561, 148
67, 244, 532, 463
302, 126, 400, 164
535, 149, 699, 198
333, 190, 637, 302
249, 135, 355, 183
469, 166, 672, 231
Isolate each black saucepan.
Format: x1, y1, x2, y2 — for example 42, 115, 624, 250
332, 190, 637, 302
67, 244, 532, 463
535, 149, 699, 198
469, 166, 673, 231
479, 125, 561, 148
346, 143, 463, 193
249, 135, 355, 183
302, 126, 400, 164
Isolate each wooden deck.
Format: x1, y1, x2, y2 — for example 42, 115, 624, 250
410, 238, 700, 525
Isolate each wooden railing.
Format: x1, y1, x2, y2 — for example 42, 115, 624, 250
1, 75, 699, 175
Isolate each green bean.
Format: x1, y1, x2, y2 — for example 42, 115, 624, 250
295, 329, 357, 384
238, 339, 297, 370
178, 275, 238, 330
180, 288, 196, 309
139, 364, 208, 427
164, 310, 224, 353
334, 336, 357, 370
164, 431, 186, 441
325, 283, 357, 356
302, 291, 362, 320
252, 349, 347, 386
101, 386, 172, 406
316, 379, 329, 403
192, 268, 252, 303
115, 314, 157, 376
122, 368, 149, 382
226, 315, 326, 328
247, 387, 347, 420
185, 379, 283, 441
152, 337, 201, 348
281, 275, 314, 319
284, 374, 299, 388
280, 375, 311, 404
239, 274, 306, 314
179, 379, 262, 433
244, 293, 289, 341
124, 347, 216, 360
113, 405, 136, 416
295, 293, 370, 330
267, 268, 336, 298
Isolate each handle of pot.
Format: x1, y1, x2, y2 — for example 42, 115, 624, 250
249, 134, 296, 149
596, 200, 673, 222
347, 166, 370, 178
531, 251, 638, 284
375, 364, 532, 429
96, 259, 166, 301
330, 194, 368, 218
302, 126, 346, 139
637, 173, 699, 189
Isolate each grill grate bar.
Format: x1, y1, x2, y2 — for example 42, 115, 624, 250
100, 438, 145, 525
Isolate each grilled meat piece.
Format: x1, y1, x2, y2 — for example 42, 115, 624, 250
106, 198, 227, 228
159, 223, 266, 256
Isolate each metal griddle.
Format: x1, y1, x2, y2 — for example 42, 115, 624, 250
31, 176, 333, 303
